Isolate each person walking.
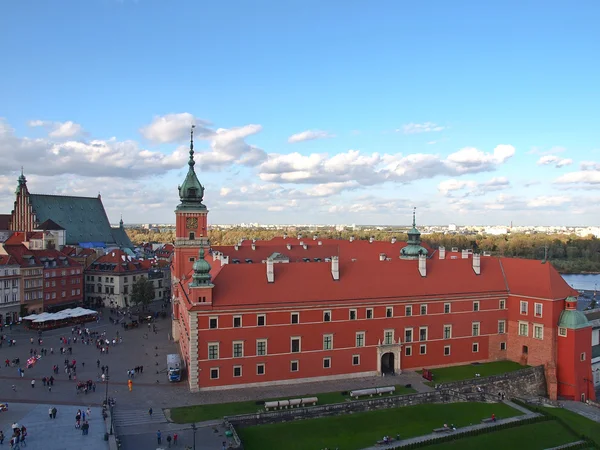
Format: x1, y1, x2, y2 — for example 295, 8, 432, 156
52, 407, 57, 419
49, 407, 53, 419
30, 380, 34, 388
149, 408, 153, 418
173, 433, 178, 446
0, 430, 4, 445
167, 434, 172, 447
157, 430, 162, 445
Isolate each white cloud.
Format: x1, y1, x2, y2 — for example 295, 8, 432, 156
399, 122, 445, 134
198, 124, 266, 170
580, 161, 600, 171
139, 113, 213, 143
555, 171, 600, 186
527, 195, 571, 208
537, 155, 573, 168
527, 146, 566, 156
288, 129, 335, 143
28, 119, 85, 138
438, 176, 510, 197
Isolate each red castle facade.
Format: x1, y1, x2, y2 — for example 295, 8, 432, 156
171, 131, 595, 401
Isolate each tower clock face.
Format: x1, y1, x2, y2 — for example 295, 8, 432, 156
186, 217, 198, 229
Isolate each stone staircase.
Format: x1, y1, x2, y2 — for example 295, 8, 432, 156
112, 408, 168, 429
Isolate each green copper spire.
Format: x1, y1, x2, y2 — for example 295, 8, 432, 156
177, 125, 207, 211
401, 207, 428, 260
16, 167, 27, 194
189, 247, 212, 287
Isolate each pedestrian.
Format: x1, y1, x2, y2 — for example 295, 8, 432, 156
97, 359, 100, 368
49, 407, 53, 419
30, 380, 35, 388
149, 408, 153, 417
86, 407, 91, 418
12, 385, 16, 391
157, 430, 162, 445
167, 434, 172, 447
173, 433, 178, 445
0, 430, 4, 445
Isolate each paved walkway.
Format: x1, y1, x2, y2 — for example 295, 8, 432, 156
359, 400, 540, 450
0, 403, 108, 450
561, 400, 600, 423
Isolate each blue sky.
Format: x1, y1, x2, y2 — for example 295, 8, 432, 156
1, 1, 599, 226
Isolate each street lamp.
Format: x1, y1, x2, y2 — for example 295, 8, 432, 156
191, 423, 197, 450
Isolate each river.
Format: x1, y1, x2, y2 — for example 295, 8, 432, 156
561, 274, 600, 291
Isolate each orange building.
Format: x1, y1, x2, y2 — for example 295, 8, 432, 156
171, 131, 595, 401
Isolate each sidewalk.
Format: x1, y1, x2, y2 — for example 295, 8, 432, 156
561, 400, 600, 423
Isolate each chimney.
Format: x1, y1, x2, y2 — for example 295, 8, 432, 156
379, 253, 386, 261
234, 245, 239, 251
286, 243, 292, 250
283, 233, 288, 239
391, 237, 397, 244
418, 254, 426, 277
299, 241, 304, 246
251, 243, 256, 251
221, 255, 229, 266
461, 249, 469, 259
472, 253, 481, 275
331, 256, 339, 281
349, 236, 354, 242
313, 235, 318, 240
297, 234, 302, 240
439, 246, 446, 260
266, 259, 274, 283
369, 236, 375, 243
213, 252, 220, 261
318, 241, 323, 246
302, 244, 307, 250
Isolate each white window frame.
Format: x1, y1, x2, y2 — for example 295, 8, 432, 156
210, 368, 219, 379
209, 316, 218, 329
323, 334, 333, 350
256, 339, 267, 356
500, 299, 506, 310
290, 360, 299, 372
472, 342, 479, 353
444, 345, 451, 356
233, 315, 242, 328
233, 365, 242, 377
405, 345, 412, 356
256, 363, 265, 375
323, 310, 331, 322
233, 340, 244, 358
366, 308, 373, 319
419, 344, 427, 355
534, 303, 543, 318
500, 342, 507, 351
520, 301, 528, 315
498, 320, 506, 334
291, 336, 301, 353
533, 324, 544, 340
419, 326, 428, 342
420, 304, 427, 315
580, 352, 586, 361
444, 303, 451, 314
349, 309, 357, 320
323, 357, 331, 369
257, 314, 266, 326
473, 301, 480, 312
352, 354, 360, 366
443, 324, 452, 340
558, 327, 567, 337
405, 305, 412, 316
405, 328, 413, 343
355, 331, 365, 348
472, 322, 480, 337
384, 329, 394, 345
386, 307, 394, 318
518, 321, 529, 337
208, 342, 219, 360
291, 312, 300, 324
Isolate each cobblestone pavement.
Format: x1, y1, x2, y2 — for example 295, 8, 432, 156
0, 403, 108, 450
561, 400, 600, 423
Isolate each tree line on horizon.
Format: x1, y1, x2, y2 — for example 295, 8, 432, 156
126, 227, 600, 274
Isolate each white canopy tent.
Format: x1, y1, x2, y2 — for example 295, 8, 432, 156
23, 307, 98, 323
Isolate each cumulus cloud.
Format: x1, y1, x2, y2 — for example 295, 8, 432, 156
288, 129, 335, 143
399, 122, 445, 134
537, 155, 573, 168
198, 124, 266, 170
28, 119, 85, 138
527, 146, 566, 156
139, 113, 213, 143
580, 161, 600, 171
260, 144, 515, 187
555, 171, 600, 186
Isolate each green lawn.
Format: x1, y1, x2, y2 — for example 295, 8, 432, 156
169, 384, 416, 423
422, 361, 527, 386
423, 420, 578, 450
542, 407, 600, 446
237, 402, 521, 450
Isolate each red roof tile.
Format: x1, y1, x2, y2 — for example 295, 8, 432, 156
3, 245, 81, 268
88, 249, 151, 273
500, 258, 577, 299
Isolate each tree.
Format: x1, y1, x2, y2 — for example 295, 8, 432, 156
131, 277, 155, 310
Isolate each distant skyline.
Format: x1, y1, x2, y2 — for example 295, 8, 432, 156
1, 1, 599, 226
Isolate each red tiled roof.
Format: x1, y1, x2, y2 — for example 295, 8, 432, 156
88, 249, 151, 273
61, 246, 78, 256
3, 245, 81, 268
0, 254, 16, 265
79, 248, 96, 256
209, 256, 507, 308
3, 231, 47, 245
212, 237, 414, 263
500, 258, 578, 299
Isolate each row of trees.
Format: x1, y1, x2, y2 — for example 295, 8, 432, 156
126, 228, 600, 273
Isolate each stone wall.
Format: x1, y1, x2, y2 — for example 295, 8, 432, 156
433, 365, 547, 399
227, 390, 481, 427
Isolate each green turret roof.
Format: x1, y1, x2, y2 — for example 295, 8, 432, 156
558, 296, 590, 329
400, 208, 429, 260
177, 126, 207, 211
189, 247, 212, 287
